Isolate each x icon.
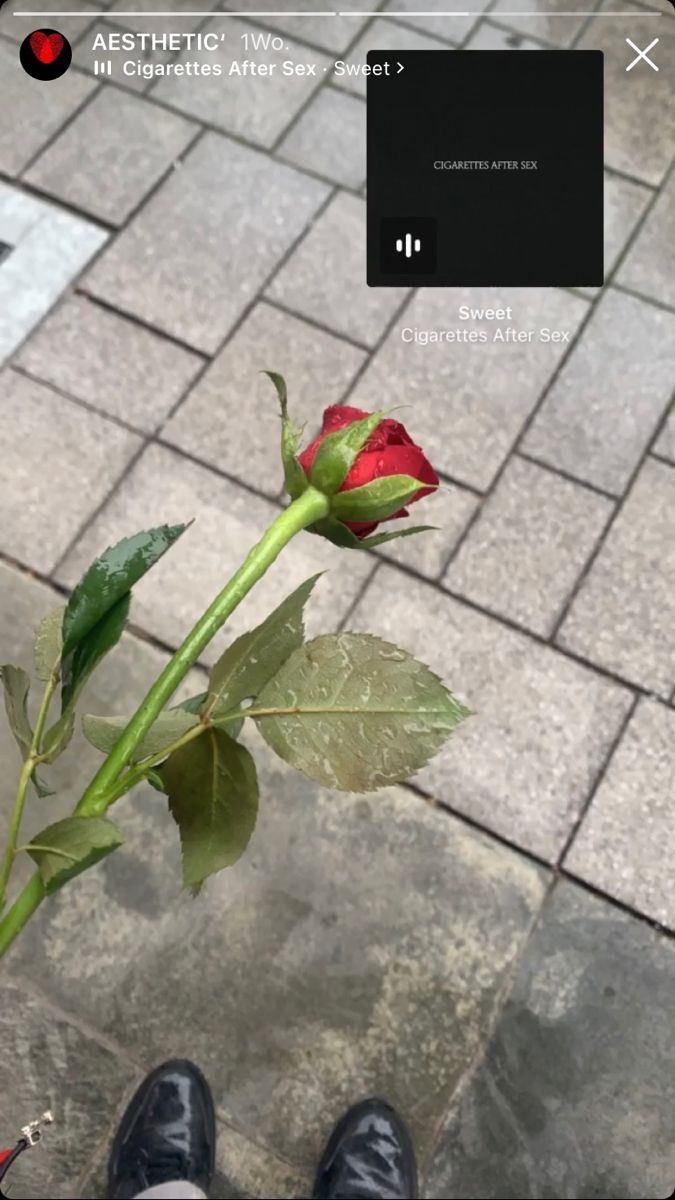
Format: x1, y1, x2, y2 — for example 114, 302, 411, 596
625, 37, 659, 71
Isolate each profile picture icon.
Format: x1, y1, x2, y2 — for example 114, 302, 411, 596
20, 29, 72, 79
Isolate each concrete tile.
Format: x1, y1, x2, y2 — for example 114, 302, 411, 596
6, 728, 548, 1168
617, 171, 675, 310
0, 185, 108, 366
384, 0, 486, 43
0, 43, 95, 178
0, 979, 139, 1200
16, 295, 203, 433
349, 566, 633, 859
26, 86, 196, 226
223, 0, 379, 53
377, 481, 478, 580
490, 0, 588, 45
0, 370, 142, 574
523, 289, 675, 494
578, 170, 654, 298
654, 410, 675, 464
84, 132, 329, 353
72, 19, 177, 91
578, 3, 675, 186
278, 87, 366, 189
0, 179, 47, 245
332, 22, 449, 99
348, 287, 589, 490
163, 301, 365, 497
57, 443, 374, 659
566, 699, 675, 927
268, 191, 410, 347
558, 457, 675, 698
446, 457, 614, 636
465, 20, 541, 50
107, 0, 220, 31
154, 18, 330, 148
426, 880, 675, 1200
0, 0, 102, 44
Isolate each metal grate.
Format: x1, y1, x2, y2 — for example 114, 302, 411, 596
0, 241, 12, 266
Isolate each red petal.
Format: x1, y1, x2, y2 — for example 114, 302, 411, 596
321, 404, 370, 432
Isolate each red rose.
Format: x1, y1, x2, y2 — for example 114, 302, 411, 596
299, 405, 439, 538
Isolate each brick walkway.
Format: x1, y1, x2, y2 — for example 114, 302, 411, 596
0, 4, 674, 1197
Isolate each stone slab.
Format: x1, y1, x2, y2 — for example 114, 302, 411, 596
523, 288, 675, 494
558, 457, 675, 698
445, 456, 613, 636
277, 87, 366, 189
349, 565, 633, 860
425, 881, 675, 1200
566, 699, 675, 928
617, 170, 675, 310
0, 42, 95, 178
163, 300, 365, 497
84, 132, 329, 353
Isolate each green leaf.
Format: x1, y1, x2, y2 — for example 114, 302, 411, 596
161, 727, 258, 889
362, 524, 438, 549
0, 665, 52, 797
41, 710, 75, 764
253, 633, 471, 792
34, 606, 65, 681
174, 691, 209, 715
309, 410, 385, 495
204, 574, 322, 717
331, 475, 431, 524
62, 524, 188, 659
83, 707, 199, 762
26, 815, 123, 893
61, 594, 130, 711
264, 371, 307, 500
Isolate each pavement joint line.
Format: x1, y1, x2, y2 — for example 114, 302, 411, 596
336, 556, 382, 632
559, 865, 675, 938
650, 449, 675, 469
569, 0, 604, 48
479, 14, 559, 47
515, 449, 620, 500
0, 171, 116, 235
549, 381, 675, 645
603, 161, 658, 192
557, 691, 640, 867
10, 362, 150, 439
19, 76, 104, 181
611, 280, 675, 318
263, 294, 372, 353
75, 288, 211, 361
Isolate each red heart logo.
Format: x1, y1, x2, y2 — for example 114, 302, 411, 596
29, 30, 64, 64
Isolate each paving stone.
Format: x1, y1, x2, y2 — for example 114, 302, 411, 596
163, 301, 365, 497
154, 18, 331, 148
268, 191, 410, 347
84, 132, 328, 353
446, 457, 613, 636
0, 42, 96, 177
5, 721, 548, 1168
57, 442, 374, 659
384, 0, 487, 44
0, 184, 107, 366
107, 0, 220, 32
378, 481, 478, 580
654, 409, 675, 464
348, 286, 588, 489
425, 880, 675, 1200
578, 170, 653, 297
578, 3, 675, 186
558, 457, 675, 698
0, 370, 142, 574
465, 20, 541, 50
489, 0, 588, 45
0, 979, 139, 1200
566, 699, 675, 928
277, 87, 366, 189
223, 0, 379, 53
0, 0, 102, 44
523, 288, 675, 494
73, 18, 177, 91
25, 86, 196, 226
349, 566, 632, 859
617, 170, 675, 309
17, 295, 203, 433
333, 23, 449, 99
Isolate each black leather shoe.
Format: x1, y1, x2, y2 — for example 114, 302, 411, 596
313, 1098, 418, 1200
108, 1059, 215, 1199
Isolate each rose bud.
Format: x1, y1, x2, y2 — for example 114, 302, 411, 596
298, 404, 439, 548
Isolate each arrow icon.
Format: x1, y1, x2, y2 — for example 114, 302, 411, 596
397, 61, 405, 73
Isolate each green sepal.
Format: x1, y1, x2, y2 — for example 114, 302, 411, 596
308, 410, 385, 496
263, 371, 308, 501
